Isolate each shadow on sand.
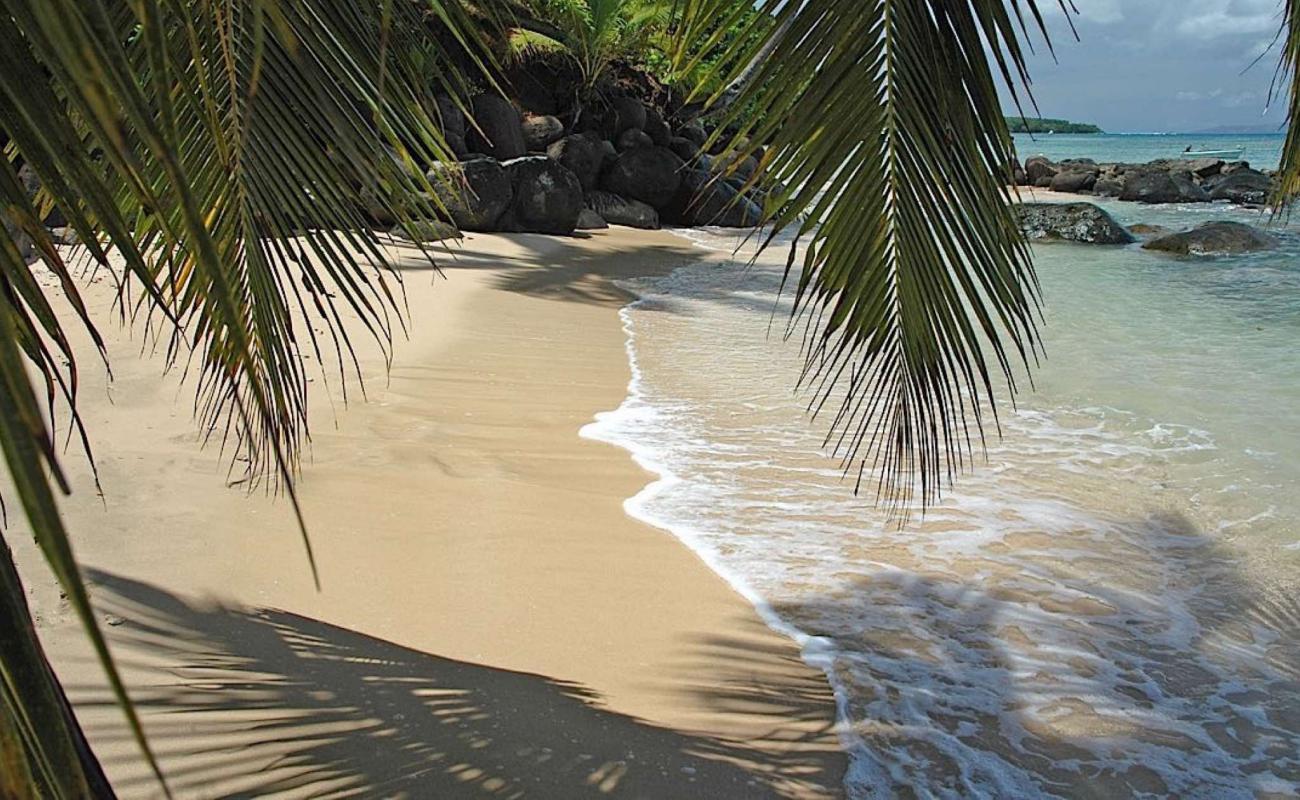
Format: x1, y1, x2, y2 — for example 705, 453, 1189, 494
69, 569, 844, 799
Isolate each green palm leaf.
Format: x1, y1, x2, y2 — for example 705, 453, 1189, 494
673, 0, 1060, 509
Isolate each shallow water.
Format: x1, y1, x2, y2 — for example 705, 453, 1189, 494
1012, 133, 1285, 170
583, 195, 1300, 797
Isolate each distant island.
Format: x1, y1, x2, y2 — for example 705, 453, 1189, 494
1006, 116, 1103, 134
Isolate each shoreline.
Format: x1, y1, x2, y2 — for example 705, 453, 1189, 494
16, 228, 847, 798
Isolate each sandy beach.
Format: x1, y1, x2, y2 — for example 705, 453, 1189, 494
12, 229, 846, 798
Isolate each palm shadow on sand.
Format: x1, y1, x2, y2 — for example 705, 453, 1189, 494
69, 569, 844, 799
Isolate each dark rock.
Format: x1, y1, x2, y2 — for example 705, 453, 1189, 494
585, 190, 660, 229
1119, 170, 1209, 203
1008, 157, 1027, 186
616, 128, 655, 151
576, 208, 608, 230
1033, 175, 1054, 188
3, 213, 33, 262
1127, 223, 1171, 240
1221, 160, 1253, 175
1023, 155, 1059, 184
547, 133, 606, 191
17, 163, 66, 228
1185, 157, 1225, 179
1209, 171, 1273, 206
667, 136, 698, 163
664, 169, 761, 228
599, 139, 618, 168
678, 122, 707, 147
502, 156, 584, 235
522, 114, 565, 151
426, 157, 513, 231
1143, 221, 1279, 255
644, 108, 672, 146
467, 94, 526, 160
1012, 202, 1135, 244
391, 219, 462, 242
1049, 170, 1097, 193
434, 95, 468, 157
601, 147, 685, 209
716, 153, 759, 184
610, 96, 646, 135
1093, 177, 1123, 197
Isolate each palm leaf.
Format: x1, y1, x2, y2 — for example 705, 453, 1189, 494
0, 0, 492, 794
671, 0, 1060, 510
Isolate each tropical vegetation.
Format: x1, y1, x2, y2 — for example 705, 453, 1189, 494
1005, 115, 1104, 134
1, 0, 1298, 796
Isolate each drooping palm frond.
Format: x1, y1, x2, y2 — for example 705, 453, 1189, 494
0, 0, 493, 795
672, 0, 1061, 510
1276, 0, 1300, 202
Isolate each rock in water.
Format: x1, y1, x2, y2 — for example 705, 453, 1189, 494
601, 147, 685, 209
1208, 171, 1273, 206
585, 190, 660, 229
664, 169, 762, 228
502, 156, 583, 235
1013, 202, 1135, 244
467, 94, 526, 160
1092, 176, 1124, 197
427, 158, 513, 231
522, 114, 565, 151
1119, 171, 1209, 203
1127, 223, 1171, 240
1142, 221, 1279, 255
576, 208, 608, 230
547, 133, 605, 191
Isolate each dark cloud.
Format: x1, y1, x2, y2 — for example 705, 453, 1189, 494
997, 1, 1290, 132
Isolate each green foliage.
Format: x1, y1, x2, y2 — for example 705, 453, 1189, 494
1005, 116, 1103, 134
515, 0, 674, 94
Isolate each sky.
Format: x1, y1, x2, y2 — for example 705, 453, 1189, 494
995, 0, 1292, 132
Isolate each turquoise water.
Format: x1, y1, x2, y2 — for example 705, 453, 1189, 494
585, 146, 1300, 797
1013, 133, 1285, 170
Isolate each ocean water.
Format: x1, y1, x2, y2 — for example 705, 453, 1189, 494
582, 177, 1300, 797
1012, 132, 1285, 170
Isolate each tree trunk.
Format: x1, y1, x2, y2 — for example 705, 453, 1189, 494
0, 536, 115, 799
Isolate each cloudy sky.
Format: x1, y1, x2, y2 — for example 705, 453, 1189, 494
996, 1, 1291, 132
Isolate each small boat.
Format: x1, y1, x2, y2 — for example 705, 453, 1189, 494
1179, 146, 1245, 159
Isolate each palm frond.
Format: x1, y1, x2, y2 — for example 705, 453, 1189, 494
672, 0, 1059, 510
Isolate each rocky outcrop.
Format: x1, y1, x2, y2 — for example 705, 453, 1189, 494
1023, 155, 1058, 184
664, 169, 762, 228
433, 95, 467, 157
1208, 171, 1273, 206
467, 94, 526, 160
547, 133, 605, 191
427, 158, 513, 231
601, 147, 685, 209
1142, 221, 1279, 255
1127, 223, 1170, 240
616, 128, 654, 151
1049, 170, 1097, 193
678, 121, 707, 147
522, 114, 565, 151
1119, 170, 1208, 204
502, 156, 584, 235
576, 208, 608, 230
585, 190, 660, 229
644, 108, 672, 146
667, 136, 698, 163
609, 96, 647, 135
1013, 202, 1135, 244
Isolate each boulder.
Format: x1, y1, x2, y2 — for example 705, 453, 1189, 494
1127, 223, 1171, 240
17, 163, 66, 228
1221, 160, 1253, 175
585, 190, 660, 229
1142, 221, 1279, 256
1185, 157, 1225, 179
433, 95, 467, 157
426, 157, 513, 231
522, 114, 565, 151
1023, 155, 1058, 184
644, 108, 672, 146
1012, 202, 1135, 244
546, 133, 606, 191
678, 121, 707, 147
1208, 171, 1273, 206
391, 219, 462, 242
601, 147, 685, 209
1049, 170, 1097, 193
467, 94, 526, 160
501, 156, 584, 235
716, 153, 759, 184
609, 96, 647, 135
576, 208, 608, 230
1119, 170, 1209, 203
667, 136, 698, 163
1008, 158, 1027, 186
664, 169, 761, 228
616, 128, 654, 151
1033, 175, 1054, 188
1092, 177, 1123, 197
